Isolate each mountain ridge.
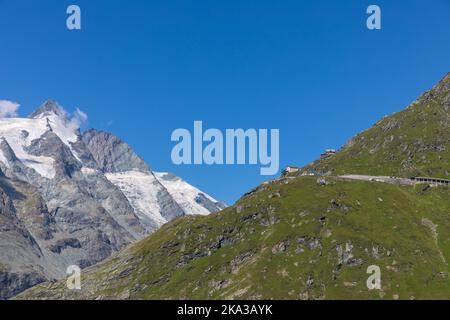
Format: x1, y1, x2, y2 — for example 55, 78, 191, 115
299, 72, 450, 179
0, 101, 225, 299
14, 72, 450, 300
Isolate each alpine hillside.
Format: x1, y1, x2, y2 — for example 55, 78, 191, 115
302, 73, 450, 179
16, 73, 450, 300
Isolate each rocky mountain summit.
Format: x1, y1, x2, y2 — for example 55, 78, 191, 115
0, 101, 225, 299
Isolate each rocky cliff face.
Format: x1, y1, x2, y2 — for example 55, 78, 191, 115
81, 129, 150, 174
0, 101, 225, 299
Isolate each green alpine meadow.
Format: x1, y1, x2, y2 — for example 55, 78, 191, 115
15, 73, 450, 300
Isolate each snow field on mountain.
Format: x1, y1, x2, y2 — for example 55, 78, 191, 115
105, 171, 168, 226
154, 172, 217, 216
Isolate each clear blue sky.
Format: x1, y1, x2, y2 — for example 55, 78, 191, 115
0, 0, 449, 204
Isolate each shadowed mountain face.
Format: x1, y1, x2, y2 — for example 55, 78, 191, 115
81, 129, 150, 174
0, 102, 225, 299
15, 73, 450, 300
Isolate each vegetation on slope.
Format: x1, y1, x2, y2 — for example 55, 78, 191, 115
15, 73, 450, 300
304, 73, 450, 178
17, 176, 450, 300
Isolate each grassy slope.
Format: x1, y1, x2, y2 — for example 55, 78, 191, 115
17, 177, 450, 300
303, 73, 450, 178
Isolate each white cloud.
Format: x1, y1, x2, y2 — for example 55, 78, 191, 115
73, 107, 88, 125
68, 107, 88, 130
0, 100, 20, 118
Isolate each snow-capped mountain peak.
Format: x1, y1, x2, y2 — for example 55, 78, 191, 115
0, 117, 57, 178
0, 99, 227, 299
0, 101, 82, 179
28, 100, 67, 120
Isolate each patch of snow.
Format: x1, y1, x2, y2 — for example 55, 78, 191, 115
46, 113, 82, 162
81, 167, 97, 175
105, 171, 168, 226
46, 113, 79, 146
0, 112, 82, 179
0, 118, 56, 178
0, 149, 8, 168
154, 172, 219, 216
